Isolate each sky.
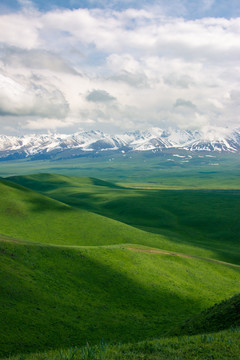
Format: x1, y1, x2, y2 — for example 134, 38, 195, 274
0, 0, 240, 135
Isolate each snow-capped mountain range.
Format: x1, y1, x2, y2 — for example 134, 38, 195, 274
1, 127, 240, 160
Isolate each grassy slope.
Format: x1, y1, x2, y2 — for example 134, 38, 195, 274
0, 177, 226, 261
0, 178, 168, 247
7, 174, 240, 265
1, 238, 240, 357
1, 173, 240, 358
4, 328, 240, 360
173, 293, 240, 336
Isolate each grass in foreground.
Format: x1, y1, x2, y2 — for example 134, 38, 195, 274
3, 327, 240, 360
1, 238, 240, 357
1, 171, 240, 359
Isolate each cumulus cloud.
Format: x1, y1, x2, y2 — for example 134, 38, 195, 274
0, 12, 41, 49
0, 46, 79, 74
24, 117, 74, 130
0, 74, 69, 118
86, 89, 116, 102
0, 5, 240, 133
163, 73, 195, 88
174, 99, 197, 109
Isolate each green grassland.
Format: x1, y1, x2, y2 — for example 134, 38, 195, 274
0, 160, 240, 359
0, 178, 166, 247
1, 238, 240, 357
3, 327, 240, 360
1, 151, 240, 188
7, 173, 240, 265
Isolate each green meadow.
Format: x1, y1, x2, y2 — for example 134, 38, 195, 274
0, 155, 240, 359
1, 235, 240, 358
4, 327, 240, 360
7, 173, 240, 264
1, 151, 240, 188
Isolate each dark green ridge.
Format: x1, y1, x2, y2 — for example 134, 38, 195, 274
7, 173, 124, 192
173, 293, 240, 336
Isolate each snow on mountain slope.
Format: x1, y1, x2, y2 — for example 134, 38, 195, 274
0, 127, 240, 159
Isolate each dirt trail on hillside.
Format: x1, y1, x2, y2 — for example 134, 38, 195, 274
1, 234, 239, 269
126, 247, 240, 268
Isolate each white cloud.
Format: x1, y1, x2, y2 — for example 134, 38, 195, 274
174, 99, 197, 109
86, 89, 116, 102
0, 12, 41, 49
0, 74, 69, 118
24, 117, 74, 130
0, 6, 240, 133
0, 47, 79, 74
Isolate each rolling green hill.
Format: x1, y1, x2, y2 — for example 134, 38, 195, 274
0, 177, 224, 260
7, 174, 240, 265
0, 178, 166, 247
1, 238, 240, 357
1, 174, 240, 359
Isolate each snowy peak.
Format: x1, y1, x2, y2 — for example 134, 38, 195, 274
1, 127, 240, 160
